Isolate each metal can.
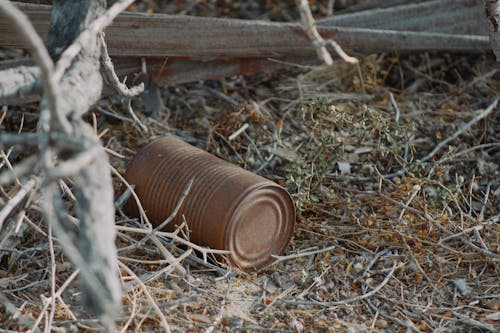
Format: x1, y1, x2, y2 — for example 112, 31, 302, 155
124, 136, 295, 270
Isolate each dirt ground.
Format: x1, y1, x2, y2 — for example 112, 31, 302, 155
1, 1, 499, 332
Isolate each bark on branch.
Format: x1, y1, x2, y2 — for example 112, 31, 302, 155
485, 0, 500, 61
0, 0, 139, 330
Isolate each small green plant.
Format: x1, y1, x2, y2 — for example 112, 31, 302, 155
285, 99, 345, 212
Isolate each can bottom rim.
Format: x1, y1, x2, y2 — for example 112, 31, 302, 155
224, 184, 295, 271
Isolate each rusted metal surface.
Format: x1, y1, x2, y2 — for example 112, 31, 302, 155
114, 57, 290, 86
0, 3, 489, 60
124, 136, 295, 270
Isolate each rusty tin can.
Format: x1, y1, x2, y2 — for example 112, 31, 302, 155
124, 136, 295, 270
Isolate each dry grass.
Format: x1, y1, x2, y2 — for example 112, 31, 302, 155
3, 51, 498, 333
1, 1, 499, 332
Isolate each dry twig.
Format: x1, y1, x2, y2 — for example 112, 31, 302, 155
283, 261, 398, 306
420, 96, 499, 163
118, 261, 172, 333
295, 0, 358, 65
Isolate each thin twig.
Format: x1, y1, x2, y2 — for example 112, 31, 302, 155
121, 178, 193, 251
100, 31, 148, 132
0, 177, 36, 230
389, 92, 401, 123
0, 154, 37, 186
95, 105, 135, 123
0, 150, 21, 186
149, 235, 187, 276
110, 165, 151, 225
397, 184, 421, 222
46, 226, 56, 333
362, 247, 395, 277
118, 261, 172, 333
116, 225, 230, 258
479, 181, 491, 219
295, 0, 358, 65
0, 292, 39, 332
323, 39, 359, 64
115, 184, 135, 209
125, 98, 148, 132
100, 33, 144, 98
228, 123, 249, 141
204, 278, 230, 333
282, 262, 398, 307
30, 270, 80, 333
439, 225, 483, 243
119, 290, 139, 333
140, 249, 193, 285
420, 96, 499, 163
271, 245, 338, 263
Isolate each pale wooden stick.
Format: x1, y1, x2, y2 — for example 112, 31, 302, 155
296, 0, 358, 64
118, 261, 171, 333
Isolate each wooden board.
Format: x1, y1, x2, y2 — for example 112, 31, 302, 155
0, 3, 490, 61
319, 0, 489, 36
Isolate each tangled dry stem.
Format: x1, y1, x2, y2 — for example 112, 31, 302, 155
1, 1, 499, 332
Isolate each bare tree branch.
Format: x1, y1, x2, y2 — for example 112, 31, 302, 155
0, 65, 40, 99
0, 0, 70, 133
53, 0, 136, 82
100, 33, 144, 98
485, 0, 500, 61
0, 1, 140, 329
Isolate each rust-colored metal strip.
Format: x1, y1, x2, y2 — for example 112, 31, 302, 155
113, 57, 291, 86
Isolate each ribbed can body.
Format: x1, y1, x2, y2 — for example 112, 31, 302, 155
124, 136, 295, 270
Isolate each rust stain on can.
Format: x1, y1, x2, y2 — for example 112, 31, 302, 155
124, 136, 295, 270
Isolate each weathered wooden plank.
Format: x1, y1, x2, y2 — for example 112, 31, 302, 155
319, 0, 489, 36
0, 3, 490, 60
338, 0, 435, 13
